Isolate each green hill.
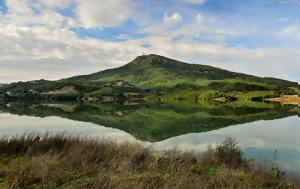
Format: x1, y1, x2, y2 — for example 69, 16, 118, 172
1, 55, 299, 141
1, 54, 299, 102
64, 54, 298, 90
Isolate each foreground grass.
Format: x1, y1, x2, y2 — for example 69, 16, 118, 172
0, 135, 298, 189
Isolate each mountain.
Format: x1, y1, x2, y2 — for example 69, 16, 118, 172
0, 54, 299, 102
65, 54, 241, 87
64, 54, 299, 89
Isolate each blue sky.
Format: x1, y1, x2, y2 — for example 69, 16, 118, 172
68, 0, 300, 47
0, 0, 299, 83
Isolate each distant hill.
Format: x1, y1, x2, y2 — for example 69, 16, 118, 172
64, 54, 299, 89
1, 54, 299, 101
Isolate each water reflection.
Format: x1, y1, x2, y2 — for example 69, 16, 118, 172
0, 113, 299, 176
0, 101, 298, 141
0, 113, 136, 143
0, 100, 299, 176
151, 116, 300, 176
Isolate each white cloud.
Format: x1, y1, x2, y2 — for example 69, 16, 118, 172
281, 25, 300, 41
279, 0, 300, 5
74, 0, 134, 28
195, 13, 204, 23
0, 0, 299, 84
0, 22, 299, 83
2, 0, 75, 29
37, 0, 72, 8
179, 0, 207, 4
0, 0, 143, 82
163, 13, 183, 24
147, 12, 250, 44
3, 0, 134, 29
0, 24, 148, 82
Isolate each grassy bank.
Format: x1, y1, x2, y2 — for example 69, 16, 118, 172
0, 135, 298, 189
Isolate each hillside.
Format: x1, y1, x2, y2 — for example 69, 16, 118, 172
0, 54, 299, 102
64, 54, 298, 90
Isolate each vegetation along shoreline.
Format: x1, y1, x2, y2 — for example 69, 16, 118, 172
0, 134, 299, 189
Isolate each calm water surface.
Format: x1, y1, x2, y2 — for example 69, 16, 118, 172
0, 111, 299, 176
0, 101, 299, 176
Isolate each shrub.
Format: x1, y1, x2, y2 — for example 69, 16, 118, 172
201, 137, 247, 169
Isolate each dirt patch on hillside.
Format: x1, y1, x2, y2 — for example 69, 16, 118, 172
42, 103, 77, 113
44, 85, 77, 95
264, 95, 300, 106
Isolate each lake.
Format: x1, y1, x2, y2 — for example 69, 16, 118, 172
0, 101, 299, 176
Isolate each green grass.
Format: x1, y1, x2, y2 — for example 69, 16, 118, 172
2, 54, 298, 102
88, 87, 115, 97
0, 135, 298, 189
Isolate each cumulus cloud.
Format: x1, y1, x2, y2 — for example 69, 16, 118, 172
0, 0, 299, 83
179, 0, 207, 4
147, 12, 250, 44
37, 0, 72, 8
74, 0, 134, 28
278, 0, 300, 5
1, 0, 75, 29
0, 24, 147, 82
163, 13, 183, 24
0, 23, 299, 83
0, 0, 144, 82
195, 13, 204, 23
281, 25, 300, 41
2, 0, 134, 29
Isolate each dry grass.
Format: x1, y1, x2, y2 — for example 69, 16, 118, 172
0, 135, 298, 189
